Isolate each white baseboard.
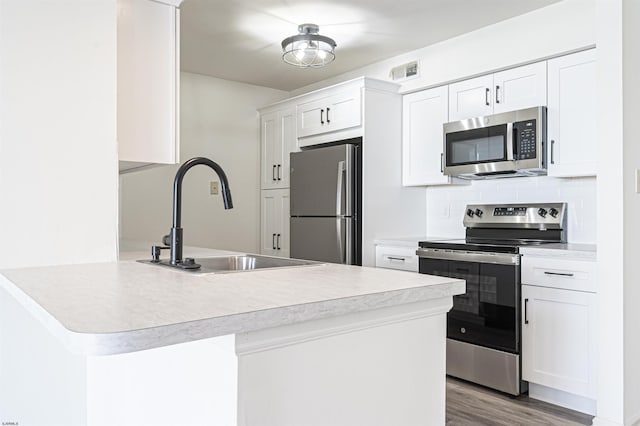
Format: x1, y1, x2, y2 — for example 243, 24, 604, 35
529, 383, 596, 416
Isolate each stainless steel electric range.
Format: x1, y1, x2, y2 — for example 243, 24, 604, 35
417, 203, 567, 395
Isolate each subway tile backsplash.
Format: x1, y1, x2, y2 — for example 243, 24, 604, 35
426, 176, 597, 243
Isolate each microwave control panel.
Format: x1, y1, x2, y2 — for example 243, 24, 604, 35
514, 119, 537, 160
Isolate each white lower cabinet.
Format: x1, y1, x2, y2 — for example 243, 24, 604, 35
261, 189, 289, 258
521, 251, 597, 415
374, 245, 419, 272
522, 284, 597, 398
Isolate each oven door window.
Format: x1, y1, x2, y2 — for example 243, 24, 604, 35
447, 262, 518, 353
445, 124, 508, 166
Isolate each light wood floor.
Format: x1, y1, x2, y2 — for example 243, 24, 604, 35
446, 377, 594, 425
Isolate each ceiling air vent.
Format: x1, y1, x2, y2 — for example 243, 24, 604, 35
390, 61, 419, 81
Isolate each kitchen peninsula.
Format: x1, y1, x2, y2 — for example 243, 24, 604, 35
0, 246, 464, 426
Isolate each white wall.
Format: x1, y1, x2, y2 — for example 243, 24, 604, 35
0, 0, 118, 268
291, 0, 596, 96
622, 0, 640, 423
119, 73, 286, 253
426, 177, 597, 243
595, 1, 625, 424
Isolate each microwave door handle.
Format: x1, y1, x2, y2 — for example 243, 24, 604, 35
506, 122, 515, 161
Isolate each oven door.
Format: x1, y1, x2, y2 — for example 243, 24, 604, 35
418, 251, 520, 354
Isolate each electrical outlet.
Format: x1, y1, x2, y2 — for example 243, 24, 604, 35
210, 181, 219, 195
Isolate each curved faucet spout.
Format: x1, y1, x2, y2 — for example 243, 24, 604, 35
169, 157, 233, 266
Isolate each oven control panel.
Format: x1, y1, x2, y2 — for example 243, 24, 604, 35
463, 203, 567, 229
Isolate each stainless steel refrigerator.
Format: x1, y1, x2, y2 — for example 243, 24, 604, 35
290, 141, 362, 265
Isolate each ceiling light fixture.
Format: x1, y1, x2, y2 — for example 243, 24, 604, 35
281, 24, 336, 68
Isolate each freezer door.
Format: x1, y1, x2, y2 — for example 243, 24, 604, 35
290, 217, 355, 264
290, 144, 354, 217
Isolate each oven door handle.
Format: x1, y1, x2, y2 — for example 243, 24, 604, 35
416, 248, 519, 266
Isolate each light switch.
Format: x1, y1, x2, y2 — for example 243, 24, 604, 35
210, 181, 219, 195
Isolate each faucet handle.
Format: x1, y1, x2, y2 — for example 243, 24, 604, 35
151, 245, 170, 263
162, 234, 171, 246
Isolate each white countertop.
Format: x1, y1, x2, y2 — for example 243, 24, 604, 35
374, 236, 455, 248
519, 243, 597, 260
0, 248, 464, 356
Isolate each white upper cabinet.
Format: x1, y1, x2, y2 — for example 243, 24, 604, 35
261, 107, 297, 189
449, 62, 547, 121
402, 86, 453, 186
493, 62, 547, 114
547, 49, 597, 177
117, 0, 180, 172
297, 88, 362, 140
448, 74, 494, 121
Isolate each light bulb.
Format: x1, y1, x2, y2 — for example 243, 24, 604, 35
317, 50, 327, 60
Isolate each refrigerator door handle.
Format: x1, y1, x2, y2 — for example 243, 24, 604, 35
336, 218, 345, 263
336, 160, 345, 216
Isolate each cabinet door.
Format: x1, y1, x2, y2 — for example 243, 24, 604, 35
261, 112, 280, 189
117, 0, 179, 165
522, 285, 597, 398
402, 86, 450, 186
261, 109, 297, 189
260, 189, 289, 257
448, 74, 494, 121
279, 109, 297, 188
493, 62, 547, 114
547, 50, 597, 177
297, 89, 362, 138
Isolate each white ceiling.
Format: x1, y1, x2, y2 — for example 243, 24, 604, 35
180, 0, 560, 92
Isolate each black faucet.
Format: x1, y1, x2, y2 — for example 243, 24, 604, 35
154, 157, 233, 269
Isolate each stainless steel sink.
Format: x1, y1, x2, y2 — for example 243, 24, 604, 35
139, 254, 319, 274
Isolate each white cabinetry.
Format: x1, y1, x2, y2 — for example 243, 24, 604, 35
402, 86, 455, 186
261, 189, 289, 257
547, 49, 597, 177
375, 245, 418, 272
117, 0, 180, 173
449, 62, 547, 121
261, 108, 297, 189
297, 88, 361, 141
521, 251, 597, 415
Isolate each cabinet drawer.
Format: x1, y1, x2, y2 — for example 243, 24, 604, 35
522, 256, 596, 293
375, 246, 418, 272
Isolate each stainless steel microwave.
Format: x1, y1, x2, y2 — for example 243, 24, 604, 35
443, 106, 547, 179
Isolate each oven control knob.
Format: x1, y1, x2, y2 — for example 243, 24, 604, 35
549, 208, 559, 218
475, 209, 483, 218
538, 208, 548, 218
466, 209, 475, 217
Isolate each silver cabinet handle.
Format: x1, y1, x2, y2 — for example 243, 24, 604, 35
387, 256, 406, 262
320, 108, 325, 125
485, 88, 490, 106
544, 271, 574, 277
272, 233, 276, 250
550, 140, 555, 164
276, 234, 281, 250
440, 153, 444, 173
524, 298, 529, 324
277, 164, 282, 181
272, 165, 277, 181
326, 107, 331, 123
495, 85, 500, 104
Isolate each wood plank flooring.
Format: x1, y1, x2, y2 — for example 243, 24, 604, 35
446, 377, 594, 425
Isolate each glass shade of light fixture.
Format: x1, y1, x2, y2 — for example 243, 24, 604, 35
281, 24, 336, 68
